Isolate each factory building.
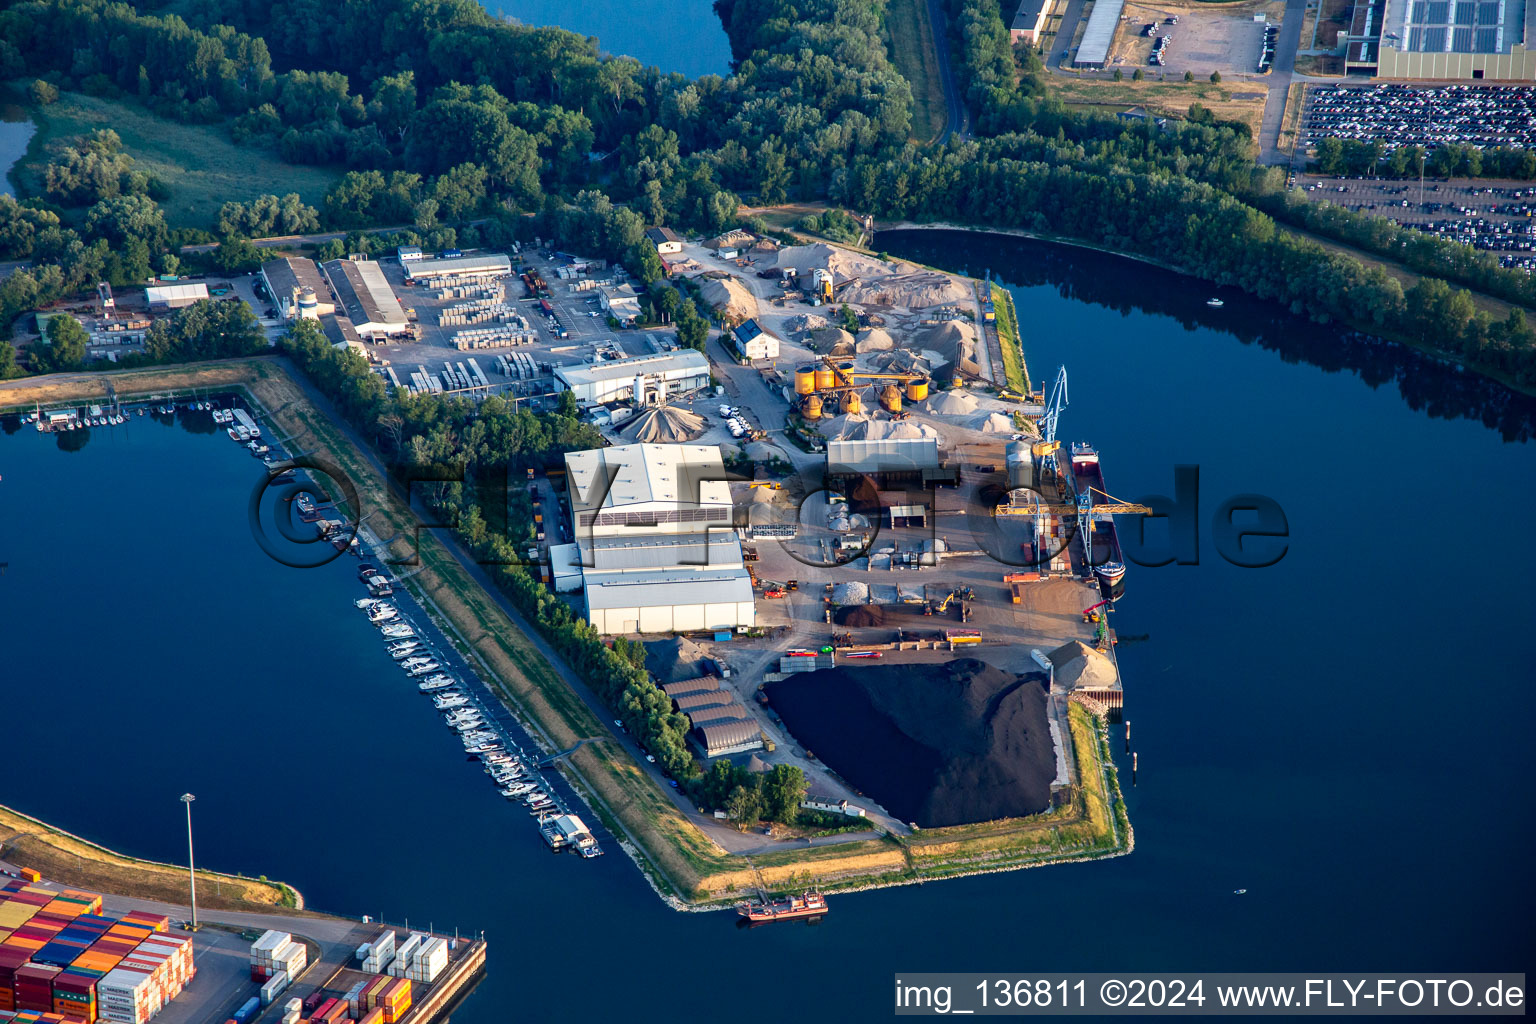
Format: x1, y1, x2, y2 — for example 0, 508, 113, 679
261, 256, 334, 320
402, 253, 511, 282
561, 443, 756, 635
1071, 0, 1124, 67
826, 436, 943, 488
321, 258, 408, 339
730, 318, 780, 361
1010, 0, 1052, 43
646, 226, 683, 255
554, 350, 710, 406
693, 719, 764, 758
1351, 0, 1536, 78
144, 283, 208, 310
598, 284, 643, 324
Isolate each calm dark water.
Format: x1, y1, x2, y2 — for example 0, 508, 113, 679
0, 108, 34, 197
490, 0, 732, 77
4, 232, 1534, 1024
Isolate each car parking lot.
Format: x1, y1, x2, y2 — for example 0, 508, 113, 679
1302, 84, 1536, 152
1297, 175, 1536, 270
1109, 0, 1280, 75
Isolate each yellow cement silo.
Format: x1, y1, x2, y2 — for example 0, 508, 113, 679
881, 385, 902, 412
842, 391, 863, 415
814, 365, 836, 391
795, 365, 818, 395
803, 394, 824, 419
906, 378, 929, 401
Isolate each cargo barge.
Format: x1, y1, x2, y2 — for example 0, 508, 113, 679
1070, 443, 1126, 602
736, 891, 828, 923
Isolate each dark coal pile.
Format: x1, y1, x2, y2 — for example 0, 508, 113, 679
644, 636, 712, 682
835, 604, 885, 626
766, 659, 1056, 827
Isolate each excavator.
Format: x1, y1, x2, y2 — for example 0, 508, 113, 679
1082, 599, 1112, 648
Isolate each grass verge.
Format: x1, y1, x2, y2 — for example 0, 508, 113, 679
15, 90, 338, 229
884, 0, 949, 143
1047, 77, 1267, 143
991, 282, 1030, 393
0, 803, 300, 912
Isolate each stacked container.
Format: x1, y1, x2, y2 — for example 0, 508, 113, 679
248, 931, 288, 982
360, 930, 395, 975
405, 937, 448, 984
280, 997, 302, 1024
96, 933, 193, 1024
385, 935, 420, 979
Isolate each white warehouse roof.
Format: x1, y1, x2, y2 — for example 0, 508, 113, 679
144, 283, 208, 304
565, 442, 732, 521
555, 350, 708, 389
584, 569, 754, 610
403, 253, 511, 280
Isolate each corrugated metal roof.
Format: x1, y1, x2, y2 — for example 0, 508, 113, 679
695, 719, 761, 751
661, 675, 721, 697
687, 703, 751, 728
580, 533, 742, 571
261, 256, 327, 302
321, 259, 406, 330
564, 442, 730, 514
1074, 0, 1125, 65
555, 351, 708, 387
827, 437, 940, 475
144, 283, 208, 303
673, 690, 734, 712
584, 569, 754, 610
403, 253, 511, 279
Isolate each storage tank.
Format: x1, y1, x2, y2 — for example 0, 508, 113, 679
906, 378, 929, 401
841, 391, 862, 414
297, 288, 319, 319
795, 365, 818, 395
881, 385, 902, 412
814, 364, 836, 391
1006, 440, 1035, 491
802, 394, 823, 419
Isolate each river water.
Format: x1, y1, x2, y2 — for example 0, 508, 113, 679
491, 0, 732, 77
0, 101, 34, 197
2, 232, 1533, 1022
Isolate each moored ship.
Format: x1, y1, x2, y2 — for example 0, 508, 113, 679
737, 891, 829, 923
1071, 443, 1127, 602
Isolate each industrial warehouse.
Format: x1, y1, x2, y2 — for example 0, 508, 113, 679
552, 351, 710, 405
552, 443, 756, 635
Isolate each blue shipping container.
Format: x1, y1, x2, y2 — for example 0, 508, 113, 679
234, 995, 262, 1023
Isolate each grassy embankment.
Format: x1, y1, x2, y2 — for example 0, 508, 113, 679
0, 804, 299, 912
2, 360, 1134, 904
884, 0, 950, 144
1046, 76, 1267, 143
15, 90, 337, 228
990, 281, 1030, 393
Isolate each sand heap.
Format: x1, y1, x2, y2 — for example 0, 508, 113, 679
809, 327, 854, 354
822, 415, 940, 441
745, 440, 786, 461
622, 405, 706, 443
855, 328, 895, 352
749, 484, 778, 504
783, 313, 830, 336
699, 276, 758, 322
774, 243, 971, 309
913, 320, 982, 376
978, 412, 1014, 433
1048, 641, 1119, 690
766, 659, 1057, 827
925, 389, 980, 415
645, 636, 713, 683
705, 228, 757, 250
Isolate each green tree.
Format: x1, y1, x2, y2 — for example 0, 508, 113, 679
761, 764, 807, 822
41, 314, 88, 371
726, 785, 760, 829
838, 303, 859, 332
1132, 68, 1144, 81
0, 340, 19, 379
1210, 70, 1221, 83
1112, 68, 1123, 81
28, 80, 58, 106
676, 298, 709, 351
1183, 70, 1194, 82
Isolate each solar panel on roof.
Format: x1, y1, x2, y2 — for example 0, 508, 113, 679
1474, 1, 1498, 23
1410, 2, 1432, 22
1426, 1, 1449, 21
1407, 25, 1424, 46
1473, 24, 1498, 48
1453, 1, 1475, 22
1451, 24, 1472, 47
1422, 25, 1447, 47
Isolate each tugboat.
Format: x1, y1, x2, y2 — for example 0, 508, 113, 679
737, 891, 829, 923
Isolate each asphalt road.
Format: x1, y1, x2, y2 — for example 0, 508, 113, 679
1257, 0, 1311, 164
928, 0, 970, 142
1049, 0, 1090, 67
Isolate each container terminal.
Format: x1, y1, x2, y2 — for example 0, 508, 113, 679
0, 862, 486, 1024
